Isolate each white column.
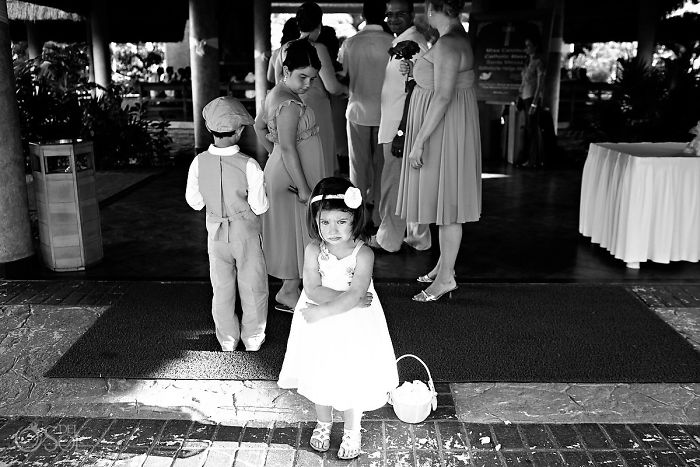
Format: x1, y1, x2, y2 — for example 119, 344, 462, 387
0, 0, 34, 263
253, 0, 271, 115
189, 0, 220, 153
89, 0, 111, 90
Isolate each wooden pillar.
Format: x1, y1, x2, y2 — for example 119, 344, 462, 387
253, 0, 270, 115
637, 0, 658, 66
25, 21, 42, 59
0, 0, 34, 263
89, 0, 111, 90
189, 0, 220, 154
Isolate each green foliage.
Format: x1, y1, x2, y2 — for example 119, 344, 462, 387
594, 53, 700, 142
13, 42, 172, 170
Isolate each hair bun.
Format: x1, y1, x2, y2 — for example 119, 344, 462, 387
428, 0, 465, 18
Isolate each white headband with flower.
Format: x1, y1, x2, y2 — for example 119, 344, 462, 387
310, 187, 363, 209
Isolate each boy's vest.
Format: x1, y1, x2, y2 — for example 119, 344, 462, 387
198, 151, 261, 243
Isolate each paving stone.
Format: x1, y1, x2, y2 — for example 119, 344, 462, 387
628, 424, 669, 450
437, 393, 455, 406
298, 421, 316, 452
412, 421, 439, 450
463, 423, 494, 450
27, 417, 88, 466
559, 450, 594, 466
5, 281, 51, 305
356, 450, 383, 466
365, 405, 396, 420
263, 448, 295, 466
647, 449, 686, 466
241, 425, 270, 446
443, 451, 472, 466
618, 449, 656, 467
116, 418, 166, 460
0, 281, 27, 303
681, 450, 700, 466
147, 418, 192, 461
491, 424, 524, 451
269, 423, 298, 449
234, 448, 267, 466
434, 382, 451, 394
684, 425, 700, 446
601, 424, 638, 449
470, 450, 503, 466
75, 418, 136, 466
384, 421, 412, 450
77, 282, 119, 306
576, 423, 612, 450
519, 424, 555, 450
361, 421, 384, 453
425, 405, 457, 421
216, 424, 243, 444
548, 424, 582, 449
293, 448, 323, 466
589, 450, 624, 466
415, 449, 441, 466
439, 422, 467, 451
655, 424, 698, 451
384, 450, 414, 466
499, 450, 533, 465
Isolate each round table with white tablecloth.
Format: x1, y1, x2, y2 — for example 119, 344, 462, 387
579, 142, 700, 268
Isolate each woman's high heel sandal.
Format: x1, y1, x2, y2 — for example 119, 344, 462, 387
412, 286, 458, 302
310, 421, 332, 452
417, 274, 435, 283
338, 429, 361, 460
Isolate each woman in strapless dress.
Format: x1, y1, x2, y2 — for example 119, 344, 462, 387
396, 0, 482, 302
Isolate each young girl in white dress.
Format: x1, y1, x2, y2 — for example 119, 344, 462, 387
278, 177, 399, 460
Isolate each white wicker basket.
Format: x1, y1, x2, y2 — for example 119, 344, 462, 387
389, 354, 438, 424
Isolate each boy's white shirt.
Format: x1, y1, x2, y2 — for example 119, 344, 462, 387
185, 144, 269, 215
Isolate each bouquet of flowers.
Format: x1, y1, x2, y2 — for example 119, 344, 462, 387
683, 120, 700, 156
388, 40, 421, 61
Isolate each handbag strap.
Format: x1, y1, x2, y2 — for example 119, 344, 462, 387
397, 79, 417, 132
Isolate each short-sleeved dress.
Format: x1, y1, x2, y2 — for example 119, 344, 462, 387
262, 98, 326, 279
396, 54, 482, 225
278, 241, 399, 412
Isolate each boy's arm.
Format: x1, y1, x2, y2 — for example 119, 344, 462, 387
302, 242, 343, 303
302, 246, 374, 323
245, 158, 269, 215
185, 156, 205, 210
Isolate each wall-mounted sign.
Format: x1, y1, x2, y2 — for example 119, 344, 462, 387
470, 11, 552, 103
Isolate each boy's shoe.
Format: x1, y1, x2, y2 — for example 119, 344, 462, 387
245, 337, 265, 352
274, 302, 294, 313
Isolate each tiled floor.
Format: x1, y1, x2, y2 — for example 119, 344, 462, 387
2, 416, 699, 466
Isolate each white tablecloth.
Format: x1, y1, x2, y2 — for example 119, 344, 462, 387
579, 142, 700, 265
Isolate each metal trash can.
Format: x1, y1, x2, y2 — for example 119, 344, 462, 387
30, 140, 103, 271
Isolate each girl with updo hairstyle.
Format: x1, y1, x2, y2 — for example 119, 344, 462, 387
425, 0, 466, 18
254, 38, 326, 314
267, 18, 301, 84
273, 2, 348, 177
395, 0, 482, 302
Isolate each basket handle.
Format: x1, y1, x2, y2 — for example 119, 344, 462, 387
396, 354, 436, 395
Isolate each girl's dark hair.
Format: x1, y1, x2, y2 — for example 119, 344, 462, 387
281, 18, 300, 45
426, 0, 465, 18
296, 1, 323, 33
283, 39, 322, 71
307, 177, 367, 242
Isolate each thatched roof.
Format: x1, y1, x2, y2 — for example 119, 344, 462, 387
7, 0, 82, 22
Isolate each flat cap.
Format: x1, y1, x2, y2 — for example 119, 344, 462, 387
202, 96, 255, 133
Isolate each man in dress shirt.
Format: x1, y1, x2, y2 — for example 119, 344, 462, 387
368, 0, 431, 252
338, 1, 394, 226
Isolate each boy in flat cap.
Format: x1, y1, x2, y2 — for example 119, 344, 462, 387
186, 96, 269, 351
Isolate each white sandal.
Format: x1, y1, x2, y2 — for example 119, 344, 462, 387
338, 429, 361, 460
310, 421, 332, 452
